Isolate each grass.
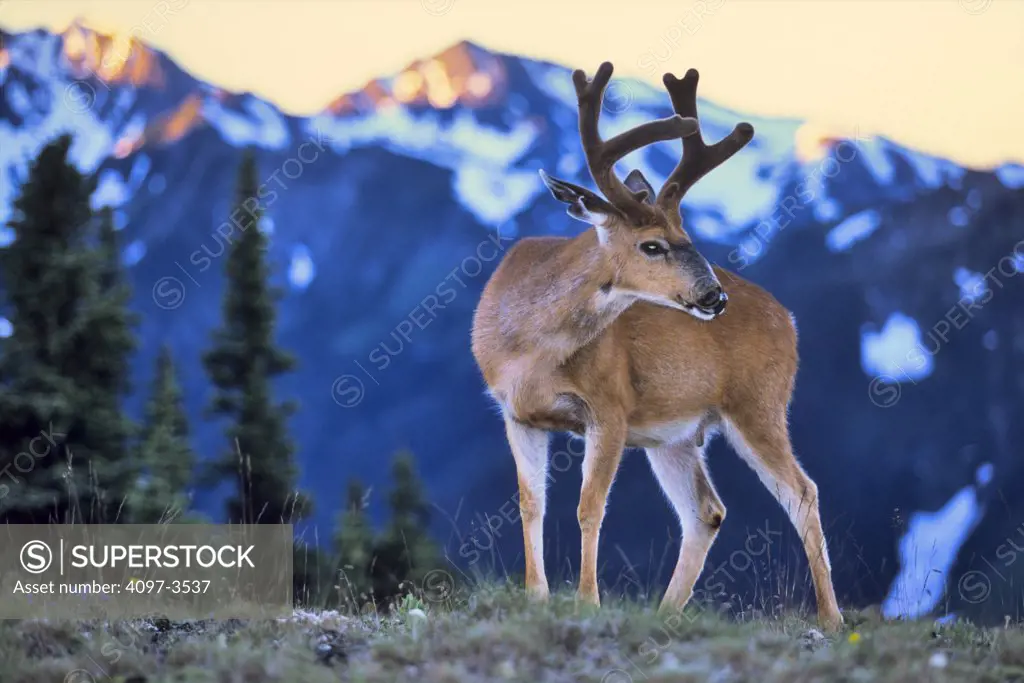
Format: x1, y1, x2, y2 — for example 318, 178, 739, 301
4, 583, 1024, 683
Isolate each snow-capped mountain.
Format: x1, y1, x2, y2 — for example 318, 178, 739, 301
2, 21, 1024, 623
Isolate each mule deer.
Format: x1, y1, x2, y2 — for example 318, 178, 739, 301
470, 63, 843, 630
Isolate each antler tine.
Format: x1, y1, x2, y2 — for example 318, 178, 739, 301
655, 69, 755, 214
573, 62, 699, 217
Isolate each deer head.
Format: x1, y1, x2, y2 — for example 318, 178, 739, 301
539, 63, 754, 321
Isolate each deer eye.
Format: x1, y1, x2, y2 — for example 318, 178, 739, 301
640, 241, 668, 257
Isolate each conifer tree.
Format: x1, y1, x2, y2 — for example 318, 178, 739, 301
333, 479, 375, 608
77, 206, 139, 514
371, 451, 442, 604
202, 149, 311, 524
0, 135, 136, 523
131, 345, 195, 522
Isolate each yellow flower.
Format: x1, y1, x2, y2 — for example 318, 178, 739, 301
848, 632, 861, 644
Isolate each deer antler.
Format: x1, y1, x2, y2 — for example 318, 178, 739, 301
655, 69, 755, 216
573, 62, 699, 220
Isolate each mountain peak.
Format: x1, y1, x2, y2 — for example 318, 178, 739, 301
58, 17, 164, 88
323, 39, 507, 116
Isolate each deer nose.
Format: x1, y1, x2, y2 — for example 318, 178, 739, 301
696, 286, 724, 310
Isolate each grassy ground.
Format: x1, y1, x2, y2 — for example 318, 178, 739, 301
4, 585, 1024, 683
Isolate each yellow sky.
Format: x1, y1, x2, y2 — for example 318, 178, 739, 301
1, 0, 1022, 168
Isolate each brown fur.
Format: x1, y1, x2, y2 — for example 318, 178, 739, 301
469, 63, 843, 631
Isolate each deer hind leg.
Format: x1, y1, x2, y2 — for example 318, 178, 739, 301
724, 409, 843, 631
577, 418, 627, 606
503, 414, 551, 599
647, 440, 725, 613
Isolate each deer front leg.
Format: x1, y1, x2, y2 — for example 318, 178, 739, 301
577, 417, 627, 606
503, 415, 551, 599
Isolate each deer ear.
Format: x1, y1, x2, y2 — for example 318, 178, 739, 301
539, 170, 620, 231
623, 169, 655, 205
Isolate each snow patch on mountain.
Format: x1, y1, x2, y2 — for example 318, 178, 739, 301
113, 87, 136, 119
7, 80, 33, 119
0, 72, 116, 227
311, 109, 542, 226
310, 108, 537, 168
954, 267, 988, 304
555, 151, 584, 177
685, 213, 726, 242
289, 243, 316, 290
826, 209, 881, 252
682, 148, 786, 229
852, 138, 896, 185
91, 169, 129, 209
5, 30, 61, 79
520, 60, 578, 110
904, 151, 966, 190
129, 154, 152, 189
996, 164, 1024, 189
120, 114, 147, 148
882, 482, 983, 619
861, 312, 933, 381
948, 206, 970, 227
852, 136, 966, 191
123, 239, 146, 267
454, 164, 543, 225
446, 112, 539, 165
809, 196, 838, 222
202, 95, 290, 151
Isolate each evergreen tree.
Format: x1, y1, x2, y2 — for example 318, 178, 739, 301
202, 148, 311, 526
130, 345, 195, 522
371, 451, 442, 605
332, 479, 375, 608
96, 206, 124, 292
0, 135, 136, 523
77, 206, 139, 515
